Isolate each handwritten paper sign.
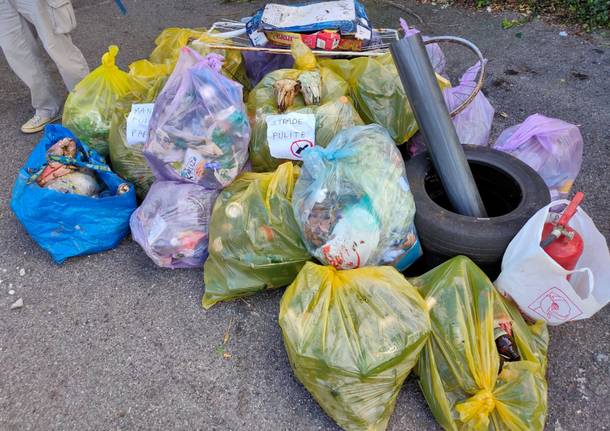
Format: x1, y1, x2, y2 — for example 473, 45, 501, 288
266, 112, 316, 160
126, 103, 155, 146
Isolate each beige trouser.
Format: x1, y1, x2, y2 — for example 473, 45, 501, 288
0, 0, 89, 117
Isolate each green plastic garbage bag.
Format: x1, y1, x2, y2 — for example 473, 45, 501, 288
202, 162, 310, 308
247, 42, 362, 172
108, 60, 171, 199
63, 45, 141, 158
279, 262, 431, 431
320, 55, 450, 144
411, 256, 549, 431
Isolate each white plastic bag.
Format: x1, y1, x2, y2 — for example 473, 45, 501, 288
495, 200, 610, 325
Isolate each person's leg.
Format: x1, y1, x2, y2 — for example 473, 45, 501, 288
16, 0, 89, 91
0, 0, 61, 118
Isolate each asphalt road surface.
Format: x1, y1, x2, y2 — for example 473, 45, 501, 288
1, 1, 609, 430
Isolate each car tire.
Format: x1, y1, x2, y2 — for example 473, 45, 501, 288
405, 145, 550, 277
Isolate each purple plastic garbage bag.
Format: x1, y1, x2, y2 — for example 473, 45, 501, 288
130, 180, 218, 268
494, 113, 583, 199
144, 48, 250, 190
400, 18, 446, 77
242, 51, 294, 88
409, 61, 494, 156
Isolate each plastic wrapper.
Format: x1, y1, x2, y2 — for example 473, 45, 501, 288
293, 124, 421, 271
411, 256, 549, 431
279, 262, 431, 431
410, 61, 494, 156
144, 48, 250, 189
130, 181, 218, 268
247, 42, 362, 172
494, 114, 583, 199
63, 45, 140, 158
202, 162, 310, 308
320, 55, 450, 144
11, 125, 136, 263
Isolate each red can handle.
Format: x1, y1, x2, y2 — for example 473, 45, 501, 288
557, 192, 584, 227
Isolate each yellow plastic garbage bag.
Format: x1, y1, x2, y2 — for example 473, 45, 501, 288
128, 59, 172, 101
63, 45, 139, 157
202, 162, 310, 308
411, 256, 549, 431
149, 27, 206, 66
150, 28, 250, 91
108, 60, 171, 199
279, 262, 431, 431
320, 55, 450, 144
247, 41, 362, 172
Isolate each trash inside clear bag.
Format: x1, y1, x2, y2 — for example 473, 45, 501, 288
292, 124, 421, 270
63, 45, 141, 157
202, 162, 310, 308
130, 180, 218, 268
144, 48, 250, 189
279, 262, 431, 431
411, 256, 549, 431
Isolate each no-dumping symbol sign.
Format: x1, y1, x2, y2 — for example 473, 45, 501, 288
266, 112, 316, 160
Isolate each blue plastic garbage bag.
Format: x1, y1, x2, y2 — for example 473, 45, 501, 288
11, 125, 136, 263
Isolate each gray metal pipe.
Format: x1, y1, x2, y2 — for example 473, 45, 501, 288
390, 32, 488, 217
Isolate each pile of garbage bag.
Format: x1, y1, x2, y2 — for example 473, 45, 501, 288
63, 45, 140, 157
293, 124, 421, 270
202, 162, 310, 308
11, 125, 136, 263
11, 6, 610, 431
279, 262, 431, 431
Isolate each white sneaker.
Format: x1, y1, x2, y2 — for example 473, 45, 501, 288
21, 113, 61, 134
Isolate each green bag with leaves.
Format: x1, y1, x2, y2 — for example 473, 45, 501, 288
202, 162, 310, 308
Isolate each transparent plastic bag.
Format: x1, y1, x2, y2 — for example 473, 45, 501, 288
63, 45, 140, 157
411, 256, 549, 431
108, 113, 154, 200
494, 114, 583, 199
320, 54, 450, 144
149, 27, 206, 66
202, 162, 310, 308
247, 41, 361, 172
292, 124, 421, 271
144, 48, 250, 189
410, 61, 494, 156
279, 262, 431, 431
108, 61, 171, 199
130, 181, 218, 268
128, 59, 172, 102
